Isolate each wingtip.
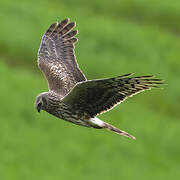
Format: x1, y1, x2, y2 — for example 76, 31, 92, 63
61, 18, 70, 24
46, 22, 58, 35
62, 18, 76, 26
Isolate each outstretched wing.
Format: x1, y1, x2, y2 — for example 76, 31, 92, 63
62, 74, 163, 117
38, 18, 86, 97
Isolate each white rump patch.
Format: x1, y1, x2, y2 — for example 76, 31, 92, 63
89, 117, 104, 127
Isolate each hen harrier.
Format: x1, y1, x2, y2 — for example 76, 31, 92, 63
35, 18, 163, 139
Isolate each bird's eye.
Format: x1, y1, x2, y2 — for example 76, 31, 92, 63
38, 102, 42, 107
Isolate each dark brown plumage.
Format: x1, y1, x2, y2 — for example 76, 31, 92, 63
63, 74, 163, 118
38, 18, 86, 97
35, 18, 163, 139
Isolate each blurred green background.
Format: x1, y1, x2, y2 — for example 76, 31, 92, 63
0, 0, 180, 179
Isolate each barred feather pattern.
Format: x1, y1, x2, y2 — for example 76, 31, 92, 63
43, 92, 93, 127
37, 74, 162, 139
35, 18, 164, 139
38, 18, 86, 97
63, 74, 163, 118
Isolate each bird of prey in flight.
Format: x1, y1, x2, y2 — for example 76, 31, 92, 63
35, 18, 163, 139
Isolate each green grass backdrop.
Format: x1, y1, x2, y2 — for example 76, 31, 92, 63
0, 0, 180, 179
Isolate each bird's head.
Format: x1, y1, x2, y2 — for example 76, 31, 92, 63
35, 92, 48, 113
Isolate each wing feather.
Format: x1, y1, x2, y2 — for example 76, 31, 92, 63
38, 18, 86, 97
62, 74, 163, 117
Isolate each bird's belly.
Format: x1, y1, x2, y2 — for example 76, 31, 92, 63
64, 118, 91, 127
49, 109, 92, 128
61, 115, 92, 128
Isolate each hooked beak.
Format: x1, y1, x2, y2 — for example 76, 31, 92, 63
36, 106, 41, 113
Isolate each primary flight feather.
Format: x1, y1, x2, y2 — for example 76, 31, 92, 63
35, 18, 163, 139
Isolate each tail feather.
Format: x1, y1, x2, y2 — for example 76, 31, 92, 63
89, 117, 136, 139
103, 122, 136, 140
